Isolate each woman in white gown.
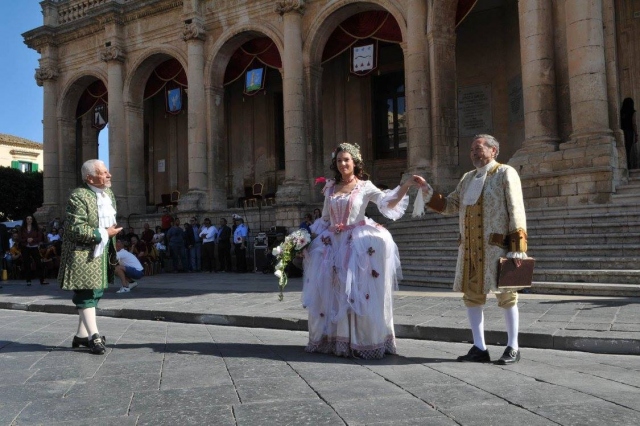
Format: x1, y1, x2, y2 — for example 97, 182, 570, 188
303, 143, 423, 359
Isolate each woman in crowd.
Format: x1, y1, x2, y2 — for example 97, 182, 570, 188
19, 215, 48, 285
302, 142, 422, 359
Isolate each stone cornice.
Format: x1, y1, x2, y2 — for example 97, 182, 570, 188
182, 21, 206, 41
100, 45, 126, 62
22, 26, 58, 53
10, 150, 41, 158
23, 0, 183, 53
35, 66, 59, 87
275, 0, 305, 16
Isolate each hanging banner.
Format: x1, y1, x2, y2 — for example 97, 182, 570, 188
92, 103, 108, 130
351, 41, 377, 77
244, 67, 266, 96
166, 87, 183, 115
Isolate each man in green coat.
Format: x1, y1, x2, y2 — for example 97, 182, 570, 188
58, 159, 122, 355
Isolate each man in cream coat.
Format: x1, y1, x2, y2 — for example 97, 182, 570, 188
415, 134, 528, 364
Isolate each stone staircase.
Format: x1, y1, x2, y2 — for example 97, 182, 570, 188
381, 170, 640, 296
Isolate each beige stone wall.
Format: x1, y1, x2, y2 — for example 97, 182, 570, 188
456, 1, 524, 171
616, 0, 640, 129
22, 0, 635, 224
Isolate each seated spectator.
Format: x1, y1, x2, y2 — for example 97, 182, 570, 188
129, 235, 149, 265
47, 228, 61, 243
115, 240, 144, 293
124, 227, 139, 245
300, 213, 313, 233
6, 243, 22, 277
140, 223, 155, 245
39, 243, 59, 277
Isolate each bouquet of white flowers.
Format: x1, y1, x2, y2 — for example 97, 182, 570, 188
272, 228, 311, 301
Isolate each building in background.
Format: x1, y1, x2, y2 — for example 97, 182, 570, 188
21, 0, 639, 229
0, 133, 43, 172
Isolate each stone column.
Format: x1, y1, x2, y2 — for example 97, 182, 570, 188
565, 0, 611, 138
275, 0, 308, 204
100, 45, 129, 214
602, 0, 625, 176
427, 22, 459, 189
405, 0, 431, 174
517, 0, 559, 151
206, 85, 227, 209
35, 63, 60, 221
181, 20, 208, 211
304, 64, 323, 203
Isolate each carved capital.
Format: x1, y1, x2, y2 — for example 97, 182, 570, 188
182, 22, 206, 41
35, 66, 59, 86
100, 46, 126, 63
275, 0, 305, 15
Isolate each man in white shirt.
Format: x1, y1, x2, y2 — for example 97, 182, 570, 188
199, 218, 218, 273
115, 239, 144, 293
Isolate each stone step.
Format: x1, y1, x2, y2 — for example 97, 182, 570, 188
399, 255, 640, 270
611, 193, 640, 204
529, 233, 640, 245
615, 181, 640, 195
530, 282, 640, 297
399, 277, 640, 297
398, 242, 640, 257
533, 268, 640, 284
395, 232, 640, 245
400, 263, 640, 285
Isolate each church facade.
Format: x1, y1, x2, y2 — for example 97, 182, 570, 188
23, 0, 639, 228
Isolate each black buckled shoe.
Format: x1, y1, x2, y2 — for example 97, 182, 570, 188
72, 335, 106, 349
87, 333, 106, 355
457, 345, 490, 363
496, 346, 520, 365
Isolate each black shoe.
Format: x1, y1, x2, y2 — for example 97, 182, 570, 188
72, 335, 107, 348
87, 333, 106, 355
457, 345, 490, 363
496, 346, 520, 365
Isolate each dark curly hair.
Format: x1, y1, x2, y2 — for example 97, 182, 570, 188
329, 144, 367, 183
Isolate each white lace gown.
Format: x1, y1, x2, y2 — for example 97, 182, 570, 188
302, 180, 408, 359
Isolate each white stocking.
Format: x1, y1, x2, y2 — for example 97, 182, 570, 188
79, 307, 99, 337
504, 305, 519, 350
467, 306, 486, 351
76, 315, 88, 338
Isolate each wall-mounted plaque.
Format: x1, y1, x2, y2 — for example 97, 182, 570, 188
158, 159, 165, 173
458, 84, 493, 137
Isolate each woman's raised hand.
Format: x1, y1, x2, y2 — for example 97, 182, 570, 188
410, 175, 428, 188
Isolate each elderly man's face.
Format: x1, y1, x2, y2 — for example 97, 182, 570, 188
470, 138, 496, 169
86, 162, 111, 189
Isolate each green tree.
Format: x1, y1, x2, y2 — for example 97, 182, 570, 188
0, 167, 44, 222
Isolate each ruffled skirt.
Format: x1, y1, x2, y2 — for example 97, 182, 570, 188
302, 217, 401, 359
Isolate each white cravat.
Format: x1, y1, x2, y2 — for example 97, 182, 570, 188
461, 160, 497, 206
88, 184, 116, 258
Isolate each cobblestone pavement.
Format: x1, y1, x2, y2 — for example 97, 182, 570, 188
1, 310, 640, 425
1, 272, 639, 355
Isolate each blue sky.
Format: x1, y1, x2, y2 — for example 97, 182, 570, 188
0, 1, 109, 166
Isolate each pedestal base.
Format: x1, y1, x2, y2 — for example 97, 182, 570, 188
178, 190, 207, 213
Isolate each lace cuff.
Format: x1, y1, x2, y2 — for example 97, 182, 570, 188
379, 186, 409, 220
506, 252, 528, 259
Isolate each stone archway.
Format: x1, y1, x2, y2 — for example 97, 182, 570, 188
123, 50, 189, 214
205, 23, 285, 209
303, 2, 408, 189
57, 73, 108, 204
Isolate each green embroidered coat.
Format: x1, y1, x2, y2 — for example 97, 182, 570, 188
58, 185, 117, 290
